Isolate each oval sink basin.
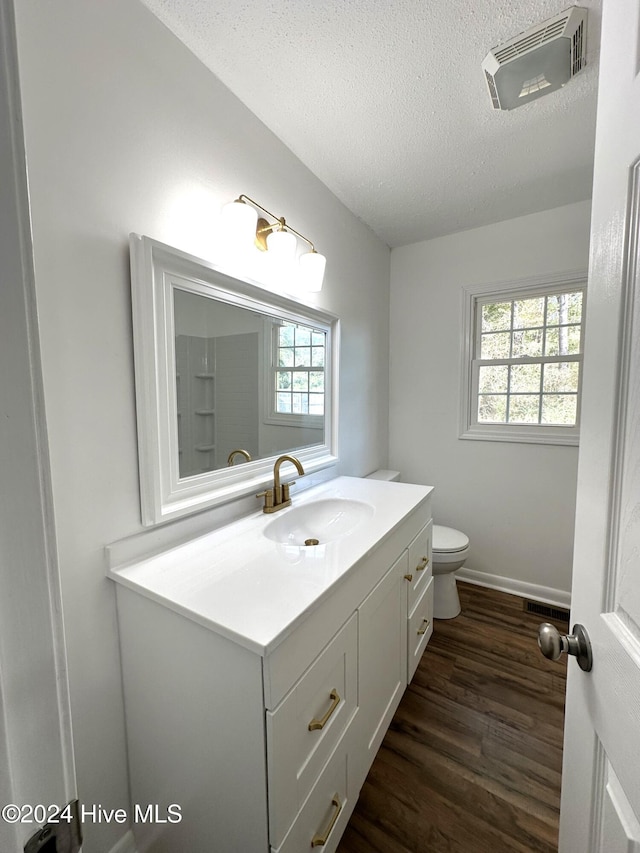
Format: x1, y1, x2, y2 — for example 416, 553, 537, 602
263, 498, 374, 546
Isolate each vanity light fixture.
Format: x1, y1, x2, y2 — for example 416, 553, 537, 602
221, 194, 326, 292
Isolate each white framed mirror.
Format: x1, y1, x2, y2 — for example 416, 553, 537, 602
130, 235, 339, 526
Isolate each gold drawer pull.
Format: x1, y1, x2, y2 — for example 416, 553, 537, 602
404, 573, 413, 582
417, 619, 430, 636
416, 556, 429, 571
311, 794, 343, 847
308, 689, 340, 731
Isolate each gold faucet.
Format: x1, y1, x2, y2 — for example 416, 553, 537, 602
257, 454, 305, 513
227, 448, 252, 466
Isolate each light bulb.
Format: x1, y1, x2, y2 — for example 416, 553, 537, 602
299, 251, 326, 292
219, 199, 258, 251
266, 228, 297, 261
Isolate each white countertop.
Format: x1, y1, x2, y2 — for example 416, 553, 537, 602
108, 476, 432, 656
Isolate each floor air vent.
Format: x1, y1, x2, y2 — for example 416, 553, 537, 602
524, 600, 569, 622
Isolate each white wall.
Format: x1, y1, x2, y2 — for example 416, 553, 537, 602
174, 290, 264, 337
390, 201, 591, 602
13, 1, 390, 850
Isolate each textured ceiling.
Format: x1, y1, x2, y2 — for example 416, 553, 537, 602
140, 0, 601, 247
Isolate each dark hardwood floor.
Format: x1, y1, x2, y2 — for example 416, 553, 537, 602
338, 582, 568, 853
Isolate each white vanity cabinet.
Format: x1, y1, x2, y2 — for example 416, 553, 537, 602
110, 478, 433, 853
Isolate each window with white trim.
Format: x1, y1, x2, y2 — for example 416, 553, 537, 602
460, 276, 586, 445
265, 320, 325, 426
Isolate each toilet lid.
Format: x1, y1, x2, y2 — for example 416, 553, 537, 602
433, 524, 469, 553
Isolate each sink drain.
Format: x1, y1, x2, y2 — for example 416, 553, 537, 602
304, 538, 320, 546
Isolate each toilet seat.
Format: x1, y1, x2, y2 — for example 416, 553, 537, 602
432, 525, 469, 554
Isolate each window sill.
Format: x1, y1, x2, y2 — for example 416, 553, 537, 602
459, 424, 579, 446
264, 413, 324, 429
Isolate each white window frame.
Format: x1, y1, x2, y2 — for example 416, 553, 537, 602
263, 317, 325, 428
459, 270, 587, 446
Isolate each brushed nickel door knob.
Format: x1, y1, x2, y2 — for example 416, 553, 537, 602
538, 622, 593, 672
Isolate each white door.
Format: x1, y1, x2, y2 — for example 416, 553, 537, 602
558, 0, 640, 849
0, 3, 77, 851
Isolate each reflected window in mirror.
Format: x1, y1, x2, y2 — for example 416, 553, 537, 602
270, 321, 325, 422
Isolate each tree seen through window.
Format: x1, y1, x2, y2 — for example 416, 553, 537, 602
477, 291, 583, 426
274, 322, 325, 416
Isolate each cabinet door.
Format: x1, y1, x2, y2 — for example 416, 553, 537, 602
356, 551, 408, 790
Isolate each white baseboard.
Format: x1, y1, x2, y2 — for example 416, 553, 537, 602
106, 830, 138, 853
456, 567, 571, 609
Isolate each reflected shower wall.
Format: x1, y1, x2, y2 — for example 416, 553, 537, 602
175, 333, 259, 476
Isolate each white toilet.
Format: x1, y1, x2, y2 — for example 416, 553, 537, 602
432, 525, 469, 619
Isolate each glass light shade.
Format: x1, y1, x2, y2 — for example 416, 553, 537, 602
220, 200, 258, 250
299, 251, 326, 292
266, 228, 297, 261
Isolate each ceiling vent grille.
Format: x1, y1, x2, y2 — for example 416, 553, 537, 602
484, 70, 501, 110
482, 7, 587, 111
493, 16, 570, 64
572, 20, 585, 75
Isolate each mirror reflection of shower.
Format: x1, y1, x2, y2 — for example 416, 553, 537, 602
174, 289, 325, 479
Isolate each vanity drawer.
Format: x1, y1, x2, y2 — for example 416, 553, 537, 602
272, 728, 354, 853
407, 520, 433, 612
266, 613, 358, 848
408, 575, 434, 681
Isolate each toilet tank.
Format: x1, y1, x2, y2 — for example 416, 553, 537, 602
365, 469, 400, 482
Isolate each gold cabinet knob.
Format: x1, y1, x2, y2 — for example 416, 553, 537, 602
404, 573, 413, 582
